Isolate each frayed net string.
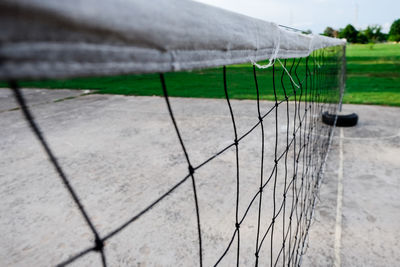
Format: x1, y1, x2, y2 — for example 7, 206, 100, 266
251, 24, 281, 69
276, 59, 300, 88
251, 25, 318, 88
252, 58, 300, 89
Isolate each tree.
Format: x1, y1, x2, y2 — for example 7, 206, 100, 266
338, 24, 358, 43
363, 25, 387, 43
356, 32, 368, 44
323, 27, 335, 37
322, 27, 339, 38
388, 19, 400, 42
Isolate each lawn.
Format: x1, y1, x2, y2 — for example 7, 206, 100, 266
344, 43, 400, 106
1, 43, 399, 106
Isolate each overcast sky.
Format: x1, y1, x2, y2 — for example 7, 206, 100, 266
195, 0, 400, 34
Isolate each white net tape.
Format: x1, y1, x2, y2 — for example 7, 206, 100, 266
0, 0, 345, 79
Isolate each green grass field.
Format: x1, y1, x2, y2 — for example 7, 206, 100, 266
344, 43, 400, 106
1, 43, 399, 106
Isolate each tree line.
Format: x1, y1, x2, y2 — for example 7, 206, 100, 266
322, 19, 400, 43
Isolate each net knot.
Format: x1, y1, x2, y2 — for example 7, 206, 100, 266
188, 165, 195, 175
255, 252, 259, 258
259, 186, 263, 193
234, 139, 238, 146
94, 238, 104, 252
235, 223, 240, 229
274, 159, 278, 165
258, 115, 263, 122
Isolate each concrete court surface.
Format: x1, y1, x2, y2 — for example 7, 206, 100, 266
303, 103, 400, 266
0, 88, 399, 266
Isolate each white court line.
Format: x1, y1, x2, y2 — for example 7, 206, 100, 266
304, 130, 400, 141
334, 128, 344, 267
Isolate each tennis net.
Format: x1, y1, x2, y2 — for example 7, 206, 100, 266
1, 0, 346, 266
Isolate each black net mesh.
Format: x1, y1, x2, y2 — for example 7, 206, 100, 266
8, 45, 343, 267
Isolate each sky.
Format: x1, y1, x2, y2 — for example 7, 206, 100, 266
194, 0, 400, 34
